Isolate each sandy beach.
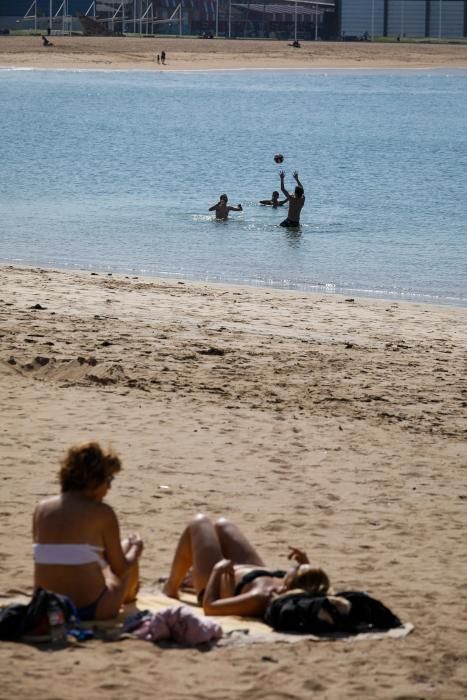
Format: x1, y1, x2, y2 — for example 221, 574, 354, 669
1, 263, 466, 699
1, 35, 467, 70
1, 32, 467, 699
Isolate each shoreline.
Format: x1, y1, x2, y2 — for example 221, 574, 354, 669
2, 39, 465, 313
1, 260, 465, 309
2, 64, 467, 73
2, 262, 467, 357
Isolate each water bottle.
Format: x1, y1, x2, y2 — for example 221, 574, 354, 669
47, 598, 67, 647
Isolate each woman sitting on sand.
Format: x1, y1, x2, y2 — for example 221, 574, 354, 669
163, 514, 329, 617
33, 442, 144, 620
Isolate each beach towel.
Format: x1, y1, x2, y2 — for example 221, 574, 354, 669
128, 591, 413, 646
1, 589, 414, 647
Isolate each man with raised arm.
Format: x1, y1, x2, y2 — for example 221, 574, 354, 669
279, 170, 305, 227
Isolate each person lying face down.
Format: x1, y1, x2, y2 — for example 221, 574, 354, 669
163, 513, 330, 617
33, 442, 144, 620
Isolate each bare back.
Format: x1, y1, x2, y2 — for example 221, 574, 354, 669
33, 493, 114, 607
287, 194, 305, 223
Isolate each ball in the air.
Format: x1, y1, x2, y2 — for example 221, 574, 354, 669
274, 154, 284, 164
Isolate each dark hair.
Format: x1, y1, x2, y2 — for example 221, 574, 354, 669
295, 186, 304, 198
59, 442, 121, 492
272, 191, 280, 198
220, 194, 228, 201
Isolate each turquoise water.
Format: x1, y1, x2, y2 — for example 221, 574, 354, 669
1, 68, 466, 306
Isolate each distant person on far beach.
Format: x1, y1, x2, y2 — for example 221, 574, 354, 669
279, 170, 305, 227
209, 194, 243, 221
42, 35, 53, 47
259, 190, 287, 208
161, 50, 166, 65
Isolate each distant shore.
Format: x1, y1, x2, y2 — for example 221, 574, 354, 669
1, 35, 467, 71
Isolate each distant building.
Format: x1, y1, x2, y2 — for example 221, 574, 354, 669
337, 0, 467, 39
0, 1, 89, 31
4, 0, 465, 39
0, 0, 338, 38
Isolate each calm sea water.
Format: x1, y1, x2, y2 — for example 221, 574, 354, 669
1, 68, 466, 306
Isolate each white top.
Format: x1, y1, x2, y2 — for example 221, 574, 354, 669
33, 543, 107, 569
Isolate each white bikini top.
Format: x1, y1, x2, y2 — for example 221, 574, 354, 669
33, 543, 107, 569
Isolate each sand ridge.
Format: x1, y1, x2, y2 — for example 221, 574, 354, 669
1, 264, 467, 699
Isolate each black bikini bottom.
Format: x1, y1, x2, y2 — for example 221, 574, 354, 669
76, 587, 107, 621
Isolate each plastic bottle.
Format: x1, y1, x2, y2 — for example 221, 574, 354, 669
47, 599, 67, 647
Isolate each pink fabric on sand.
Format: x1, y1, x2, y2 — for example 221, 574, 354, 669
132, 605, 222, 645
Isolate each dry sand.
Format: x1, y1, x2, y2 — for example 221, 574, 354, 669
1, 34, 467, 70
1, 263, 466, 699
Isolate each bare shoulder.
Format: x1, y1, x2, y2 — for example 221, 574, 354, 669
37, 495, 115, 522
91, 499, 115, 518
74, 499, 118, 531
97, 501, 119, 525
35, 494, 61, 513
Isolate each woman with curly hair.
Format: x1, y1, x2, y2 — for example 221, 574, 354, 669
163, 514, 329, 617
33, 442, 144, 620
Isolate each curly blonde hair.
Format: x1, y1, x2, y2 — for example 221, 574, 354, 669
59, 442, 121, 492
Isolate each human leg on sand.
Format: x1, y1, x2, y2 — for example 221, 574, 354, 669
92, 538, 140, 619
163, 514, 266, 600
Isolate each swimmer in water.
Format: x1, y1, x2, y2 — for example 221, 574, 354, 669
259, 191, 287, 208
209, 194, 243, 221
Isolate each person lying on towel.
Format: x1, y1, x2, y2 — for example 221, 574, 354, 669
163, 513, 329, 617
33, 442, 144, 620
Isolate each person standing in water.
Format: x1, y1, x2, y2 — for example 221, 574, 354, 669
279, 170, 305, 227
209, 194, 243, 221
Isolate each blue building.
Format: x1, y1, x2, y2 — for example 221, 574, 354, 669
337, 0, 467, 39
